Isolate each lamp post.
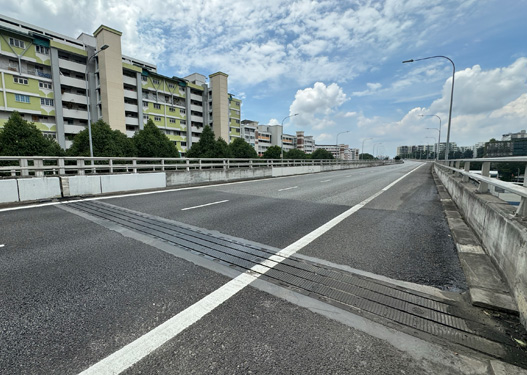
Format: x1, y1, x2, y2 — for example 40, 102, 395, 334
373, 142, 383, 159
420, 114, 441, 161
425, 137, 436, 160
361, 137, 372, 160
280, 113, 299, 160
85, 44, 109, 159
336, 130, 350, 160
403, 56, 455, 160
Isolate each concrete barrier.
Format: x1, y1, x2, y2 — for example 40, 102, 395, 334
17, 177, 61, 201
62, 175, 102, 196
434, 165, 527, 327
167, 168, 271, 186
272, 166, 320, 177
0, 179, 19, 203
100, 173, 166, 194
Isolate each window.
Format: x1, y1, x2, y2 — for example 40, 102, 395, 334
9, 37, 25, 49
154, 116, 161, 121
14, 76, 28, 85
169, 118, 176, 123
143, 115, 149, 120
39, 81, 52, 89
168, 83, 175, 88
153, 103, 161, 109
40, 98, 54, 106
15, 94, 30, 103
169, 107, 175, 112
142, 101, 148, 107
67, 119, 74, 125
141, 75, 147, 82
181, 120, 186, 126
180, 109, 186, 115
181, 142, 187, 147
152, 79, 160, 85
36, 45, 49, 54
32, 115, 39, 122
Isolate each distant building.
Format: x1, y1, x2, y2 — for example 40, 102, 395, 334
315, 144, 359, 160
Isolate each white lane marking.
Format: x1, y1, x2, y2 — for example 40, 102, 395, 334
78, 163, 423, 375
278, 186, 298, 192
320, 179, 331, 183
0, 244, 4, 248
181, 200, 229, 211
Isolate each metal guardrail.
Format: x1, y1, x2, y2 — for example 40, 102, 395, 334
0, 156, 390, 178
434, 157, 527, 217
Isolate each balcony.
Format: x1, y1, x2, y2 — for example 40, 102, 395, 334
190, 93, 203, 102
64, 124, 87, 134
62, 108, 88, 120
125, 116, 139, 126
60, 75, 86, 89
124, 103, 138, 112
62, 92, 87, 104
123, 75, 137, 86
58, 59, 86, 73
124, 89, 137, 99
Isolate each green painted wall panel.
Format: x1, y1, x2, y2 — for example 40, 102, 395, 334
50, 40, 87, 57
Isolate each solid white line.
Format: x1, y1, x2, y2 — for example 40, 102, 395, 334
320, 179, 331, 183
181, 200, 229, 211
78, 163, 423, 375
278, 186, 298, 192
0, 244, 4, 248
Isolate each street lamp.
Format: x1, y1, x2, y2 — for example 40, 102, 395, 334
85, 44, 109, 159
420, 114, 442, 161
373, 142, 383, 159
403, 56, 455, 160
336, 130, 350, 160
280, 113, 299, 160
425, 137, 436, 160
361, 137, 372, 160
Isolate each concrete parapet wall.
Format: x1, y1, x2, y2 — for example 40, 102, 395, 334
434, 165, 527, 327
18, 177, 62, 201
100, 173, 166, 194
272, 166, 320, 177
0, 179, 19, 203
62, 176, 102, 196
167, 168, 271, 186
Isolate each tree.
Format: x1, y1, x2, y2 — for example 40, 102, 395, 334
229, 138, 257, 158
0, 112, 63, 156
311, 148, 334, 160
394, 155, 401, 161
285, 148, 308, 159
262, 145, 282, 159
133, 119, 180, 158
214, 137, 233, 158
359, 153, 374, 160
68, 120, 135, 157
186, 125, 217, 158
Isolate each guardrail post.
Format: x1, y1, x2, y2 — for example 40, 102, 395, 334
249, 159, 253, 169
132, 159, 137, 173
186, 159, 190, 172
477, 161, 490, 193
455, 161, 461, 176
109, 159, 114, 174
516, 165, 527, 218
58, 158, 65, 175
199, 159, 202, 170
35, 159, 44, 177
20, 158, 29, 176
77, 159, 85, 175
462, 161, 470, 183
224, 159, 229, 171
161, 159, 165, 171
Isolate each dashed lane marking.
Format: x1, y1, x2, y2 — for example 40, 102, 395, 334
181, 200, 229, 211
278, 186, 298, 192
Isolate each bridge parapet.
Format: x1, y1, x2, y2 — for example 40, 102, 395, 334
434, 159, 527, 328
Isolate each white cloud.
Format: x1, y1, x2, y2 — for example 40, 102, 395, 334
289, 82, 348, 130
268, 118, 280, 125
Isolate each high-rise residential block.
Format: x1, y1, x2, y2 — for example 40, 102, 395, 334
0, 14, 240, 155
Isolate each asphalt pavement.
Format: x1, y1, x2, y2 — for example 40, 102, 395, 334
1, 161, 523, 374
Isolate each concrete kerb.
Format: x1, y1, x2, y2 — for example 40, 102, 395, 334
431, 169, 519, 315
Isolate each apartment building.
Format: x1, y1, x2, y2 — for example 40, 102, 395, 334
315, 144, 359, 160
0, 15, 240, 155
296, 131, 315, 154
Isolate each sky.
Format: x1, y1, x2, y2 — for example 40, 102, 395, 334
3, 0, 527, 156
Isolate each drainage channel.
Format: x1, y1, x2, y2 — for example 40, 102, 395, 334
66, 200, 526, 367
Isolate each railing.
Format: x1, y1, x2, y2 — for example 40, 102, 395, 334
434, 157, 527, 217
0, 157, 390, 178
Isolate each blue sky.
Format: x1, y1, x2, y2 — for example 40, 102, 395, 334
4, 0, 527, 156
